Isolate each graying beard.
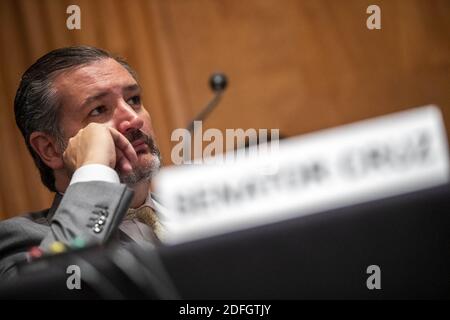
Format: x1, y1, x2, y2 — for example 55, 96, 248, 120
119, 152, 161, 186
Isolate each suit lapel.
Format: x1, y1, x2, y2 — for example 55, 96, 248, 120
45, 193, 63, 223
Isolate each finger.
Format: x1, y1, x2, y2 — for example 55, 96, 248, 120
116, 148, 132, 173
108, 128, 138, 165
119, 157, 132, 172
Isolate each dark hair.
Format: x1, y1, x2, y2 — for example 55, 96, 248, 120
14, 46, 138, 192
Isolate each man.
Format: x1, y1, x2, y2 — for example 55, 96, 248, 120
0, 46, 165, 279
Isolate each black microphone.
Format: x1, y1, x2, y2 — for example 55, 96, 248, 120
186, 73, 228, 132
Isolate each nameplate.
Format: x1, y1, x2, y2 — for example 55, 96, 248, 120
155, 105, 450, 244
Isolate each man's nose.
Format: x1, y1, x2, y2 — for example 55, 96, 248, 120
114, 101, 144, 134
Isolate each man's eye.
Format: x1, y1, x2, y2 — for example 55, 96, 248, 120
89, 106, 107, 117
126, 95, 141, 107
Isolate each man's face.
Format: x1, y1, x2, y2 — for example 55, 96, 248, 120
53, 58, 160, 184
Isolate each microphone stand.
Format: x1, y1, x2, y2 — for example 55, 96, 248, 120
186, 73, 228, 132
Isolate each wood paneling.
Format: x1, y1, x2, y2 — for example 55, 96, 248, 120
0, 0, 449, 219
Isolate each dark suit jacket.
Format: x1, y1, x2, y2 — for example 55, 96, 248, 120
0, 181, 134, 279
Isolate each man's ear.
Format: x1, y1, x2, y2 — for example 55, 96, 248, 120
29, 132, 64, 170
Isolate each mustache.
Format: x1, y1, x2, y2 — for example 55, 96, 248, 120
124, 129, 159, 155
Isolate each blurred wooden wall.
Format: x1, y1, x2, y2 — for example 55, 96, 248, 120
0, 0, 449, 219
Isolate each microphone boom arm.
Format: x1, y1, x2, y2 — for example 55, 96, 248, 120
186, 73, 228, 133
186, 91, 223, 132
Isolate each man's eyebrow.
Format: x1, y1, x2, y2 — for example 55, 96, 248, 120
81, 84, 140, 108
123, 84, 140, 93
82, 91, 109, 108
